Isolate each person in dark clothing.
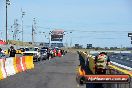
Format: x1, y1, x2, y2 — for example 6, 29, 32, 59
9, 46, 16, 57
47, 48, 51, 60
8, 48, 10, 54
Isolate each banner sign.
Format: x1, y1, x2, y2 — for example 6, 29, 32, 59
51, 30, 64, 41
83, 75, 130, 83
128, 33, 132, 37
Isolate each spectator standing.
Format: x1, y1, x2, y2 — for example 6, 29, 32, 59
9, 46, 16, 57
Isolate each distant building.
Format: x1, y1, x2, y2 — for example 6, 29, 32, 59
44, 43, 50, 47
74, 44, 83, 49
87, 44, 92, 49
75, 44, 79, 48
51, 43, 63, 48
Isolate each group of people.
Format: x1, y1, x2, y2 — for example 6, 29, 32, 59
47, 48, 66, 60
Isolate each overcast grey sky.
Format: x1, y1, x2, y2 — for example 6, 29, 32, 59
0, 0, 132, 47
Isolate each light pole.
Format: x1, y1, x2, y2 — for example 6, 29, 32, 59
21, 8, 25, 46
63, 31, 72, 48
70, 37, 72, 47
49, 31, 52, 47
69, 32, 72, 47
5, 0, 10, 44
63, 32, 68, 48
32, 18, 36, 46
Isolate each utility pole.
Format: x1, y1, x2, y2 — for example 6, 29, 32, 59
13, 19, 20, 40
10, 26, 13, 40
49, 32, 51, 47
21, 8, 25, 46
32, 18, 36, 45
64, 33, 68, 48
13, 20, 16, 40
5, 0, 10, 44
32, 25, 34, 45
49, 31, 52, 47
70, 32, 72, 48
70, 37, 72, 47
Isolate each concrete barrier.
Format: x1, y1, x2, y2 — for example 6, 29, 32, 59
0, 55, 34, 80
25, 56, 34, 69
0, 59, 7, 80
5, 57, 16, 76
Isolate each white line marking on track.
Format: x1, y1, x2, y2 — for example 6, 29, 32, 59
111, 61, 132, 70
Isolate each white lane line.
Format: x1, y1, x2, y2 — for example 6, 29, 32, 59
111, 61, 132, 71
